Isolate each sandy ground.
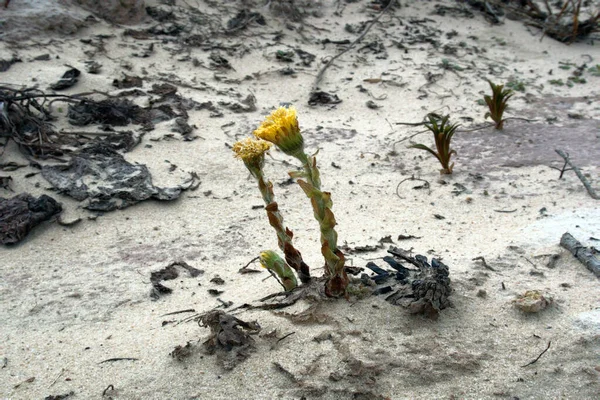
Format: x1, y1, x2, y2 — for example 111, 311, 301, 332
1, 1, 600, 399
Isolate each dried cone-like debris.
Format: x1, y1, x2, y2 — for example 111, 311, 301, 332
197, 310, 261, 370
0, 193, 62, 245
367, 246, 452, 319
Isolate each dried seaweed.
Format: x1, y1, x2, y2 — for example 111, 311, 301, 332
0, 193, 62, 245
68, 99, 145, 126
41, 144, 195, 211
49, 68, 81, 91
196, 310, 260, 370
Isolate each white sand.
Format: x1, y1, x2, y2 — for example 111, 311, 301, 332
1, 1, 600, 399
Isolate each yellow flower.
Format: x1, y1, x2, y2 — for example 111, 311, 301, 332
253, 106, 304, 157
232, 137, 271, 177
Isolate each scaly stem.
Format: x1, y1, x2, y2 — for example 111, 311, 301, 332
293, 152, 348, 297
255, 170, 311, 283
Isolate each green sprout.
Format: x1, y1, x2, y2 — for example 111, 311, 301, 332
588, 65, 600, 77
409, 115, 459, 175
259, 251, 297, 291
484, 80, 514, 130
505, 80, 525, 92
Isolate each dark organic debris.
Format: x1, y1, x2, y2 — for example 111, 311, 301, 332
226, 9, 266, 32
464, 0, 504, 24
308, 91, 342, 106
367, 247, 452, 319
43, 392, 74, 400
197, 310, 261, 370
466, 0, 600, 43
146, 6, 175, 22
84, 60, 102, 74
149, 83, 178, 97
0, 175, 13, 191
209, 52, 232, 70
295, 49, 316, 66
41, 144, 194, 211
0, 193, 62, 245
150, 265, 178, 298
218, 94, 256, 113
68, 99, 144, 126
50, 68, 81, 91
150, 261, 204, 299
0, 86, 74, 158
0, 56, 21, 72
112, 75, 143, 89
171, 342, 193, 361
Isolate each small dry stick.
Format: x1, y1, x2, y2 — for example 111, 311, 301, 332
550, 155, 573, 179
560, 232, 600, 278
521, 341, 551, 367
472, 256, 496, 271
555, 149, 599, 200
396, 177, 430, 198
102, 385, 115, 397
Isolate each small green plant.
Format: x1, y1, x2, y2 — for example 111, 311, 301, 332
548, 79, 565, 86
588, 65, 600, 76
409, 115, 459, 175
505, 80, 525, 92
568, 76, 586, 84
484, 80, 514, 130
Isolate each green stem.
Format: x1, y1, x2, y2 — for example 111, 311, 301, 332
255, 170, 311, 283
293, 152, 347, 297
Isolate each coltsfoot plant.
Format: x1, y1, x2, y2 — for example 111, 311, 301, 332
233, 136, 309, 288
409, 115, 459, 175
234, 106, 348, 297
484, 80, 513, 130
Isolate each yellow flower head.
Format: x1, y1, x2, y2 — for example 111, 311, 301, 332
232, 137, 271, 177
253, 106, 304, 157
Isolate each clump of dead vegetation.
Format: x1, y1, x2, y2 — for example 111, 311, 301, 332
467, 0, 599, 43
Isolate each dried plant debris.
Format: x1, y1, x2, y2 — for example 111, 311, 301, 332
366, 247, 452, 319
0, 175, 12, 191
2, 90, 128, 158
273, 304, 333, 325
68, 99, 145, 127
150, 265, 179, 297
43, 392, 74, 400
0, 193, 62, 245
0, 55, 21, 72
466, 0, 600, 43
112, 75, 143, 89
226, 9, 266, 33
308, 91, 342, 106
513, 290, 552, 313
2, 83, 198, 161
150, 261, 204, 299
256, 277, 329, 310
197, 310, 260, 370
170, 342, 194, 361
49, 68, 81, 91
41, 144, 196, 211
